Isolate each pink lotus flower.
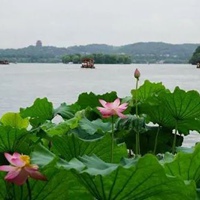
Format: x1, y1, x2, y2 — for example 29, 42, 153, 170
97, 98, 128, 118
0, 152, 47, 185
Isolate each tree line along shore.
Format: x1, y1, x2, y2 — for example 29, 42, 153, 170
0, 42, 199, 64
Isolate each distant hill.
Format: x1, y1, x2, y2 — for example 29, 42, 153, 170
119, 42, 199, 63
0, 42, 199, 63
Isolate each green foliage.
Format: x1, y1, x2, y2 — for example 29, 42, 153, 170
30, 144, 198, 199
0, 126, 29, 153
0, 164, 92, 200
189, 46, 200, 64
115, 118, 183, 155
20, 98, 54, 127
0, 172, 6, 199
131, 80, 167, 103
63, 53, 132, 64
132, 81, 200, 135
130, 80, 200, 154
59, 154, 196, 199
155, 87, 200, 134
78, 118, 111, 136
0, 112, 29, 129
0, 79, 200, 199
51, 133, 127, 163
41, 121, 74, 137
136, 85, 200, 134
75, 91, 118, 110
164, 143, 200, 183
53, 103, 77, 120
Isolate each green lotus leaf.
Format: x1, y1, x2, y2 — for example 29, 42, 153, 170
115, 114, 146, 134
177, 118, 200, 133
0, 126, 29, 153
71, 127, 104, 140
67, 115, 112, 141
0, 160, 92, 200
41, 117, 79, 137
31, 143, 56, 166
75, 91, 118, 109
171, 87, 200, 119
164, 143, 200, 183
81, 106, 101, 121
157, 87, 200, 134
0, 172, 6, 199
131, 80, 167, 102
0, 112, 29, 129
54, 103, 77, 120
160, 152, 175, 163
28, 167, 92, 200
30, 145, 93, 199
52, 133, 127, 163
20, 98, 54, 127
59, 154, 196, 200
41, 122, 64, 137
79, 118, 111, 135
140, 102, 175, 128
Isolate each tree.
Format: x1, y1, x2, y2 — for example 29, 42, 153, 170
189, 46, 200, 64
62, 53, 132, 64
62, 55, 71, 63
72, 55, 80, 64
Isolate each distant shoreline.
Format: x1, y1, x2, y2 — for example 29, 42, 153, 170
0, 42, 198, 64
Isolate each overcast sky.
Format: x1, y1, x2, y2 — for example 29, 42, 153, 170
1, 0, 199, 49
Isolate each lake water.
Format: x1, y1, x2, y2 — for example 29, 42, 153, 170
0, 63, 199, 147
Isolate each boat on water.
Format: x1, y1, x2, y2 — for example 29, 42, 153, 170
81, 58, 95, 68
0, 60, 9, 65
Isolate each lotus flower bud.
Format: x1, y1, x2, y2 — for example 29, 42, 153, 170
134, 68, 140, 79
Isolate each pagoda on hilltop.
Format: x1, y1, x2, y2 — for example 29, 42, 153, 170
36, 40, 42, 47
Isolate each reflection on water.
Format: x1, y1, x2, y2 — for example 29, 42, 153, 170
0, 63, 199, 146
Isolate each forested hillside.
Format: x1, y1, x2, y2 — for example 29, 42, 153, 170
0, 42, 199, 64
189, 46, 200, 64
